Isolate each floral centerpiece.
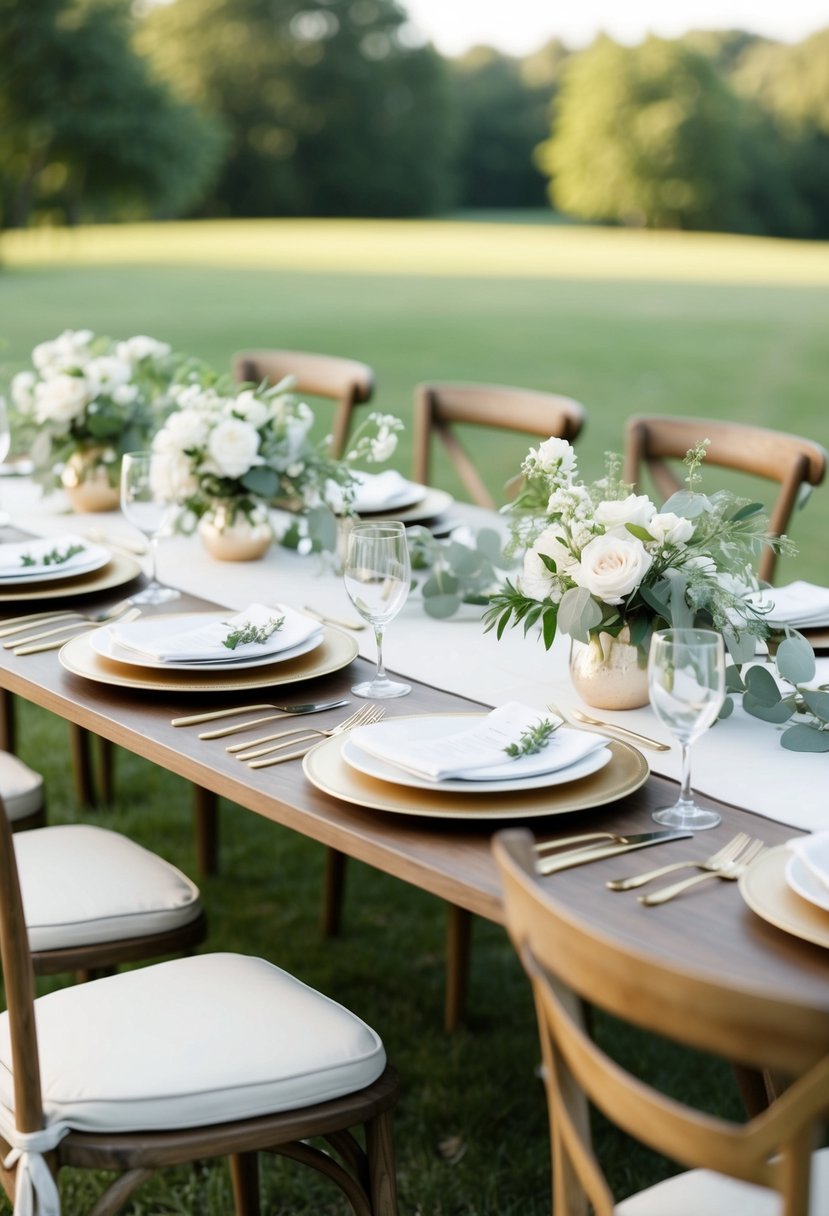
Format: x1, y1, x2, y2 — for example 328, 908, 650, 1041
483, 437, 781, 708
8, 328, 183, 510
150, 368, 403, 559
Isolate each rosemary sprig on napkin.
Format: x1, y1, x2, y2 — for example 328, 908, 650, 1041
504, 717, 559, 758
20, 543, 86, 568
221, 614, 285, 650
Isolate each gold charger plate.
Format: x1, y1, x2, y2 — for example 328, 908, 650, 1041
0, 552, 142, 603
59, 625, 357, 692
740, 846, 829, 949
302, 718, 648, 820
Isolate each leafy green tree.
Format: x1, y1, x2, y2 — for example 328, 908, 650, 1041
0, 0, 223, 228
138, 0, 455, 217
539, 36, 745, 231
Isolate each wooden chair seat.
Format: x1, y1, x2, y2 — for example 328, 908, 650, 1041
494, 828, 829, 1216
0, 797, 398, 1216
623, 415, 827, 583
233, 349, 375, 459
413, 381, 586, 509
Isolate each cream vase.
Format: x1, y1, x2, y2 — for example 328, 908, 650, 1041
568, 625, 649, 711
197, 502, 273, 562
61, 449, 120, 513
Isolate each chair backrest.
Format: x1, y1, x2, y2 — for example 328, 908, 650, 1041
0, 795, 45, 1140
623, 415, 827, 583
412, 382, 586, 509
493, 828, 829, 1216
233, 349, 375, 459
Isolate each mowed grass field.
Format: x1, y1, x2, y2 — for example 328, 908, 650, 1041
0, 218, 827, 1215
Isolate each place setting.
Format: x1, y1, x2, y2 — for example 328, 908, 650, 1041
739, 832, 829, 949
58, 600, 359, 692
349, 468, 454, 526
0, 531, 142, 603
751, 580, 829, 651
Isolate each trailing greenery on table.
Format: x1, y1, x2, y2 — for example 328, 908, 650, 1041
408, 525, 516, 619
724, 631, 829, 752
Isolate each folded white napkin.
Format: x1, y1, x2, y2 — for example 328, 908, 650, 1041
0, 534, 99, 578
351, 470, 423, 513
787, 833, 829, 893
349, 702, 607, 782
751, 582, 829, 628
109, 603, 322, 663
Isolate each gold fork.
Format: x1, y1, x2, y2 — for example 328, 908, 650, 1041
606, 832, 750, 891
11, 607, 142, 655
230, 704, 381, 760
247, 706, 386, 769
3, 599, 136, 648
546, 701, 670, 752
639, 839, 767, 906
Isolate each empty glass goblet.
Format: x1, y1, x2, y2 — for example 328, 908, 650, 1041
120, 451, 180, 605
343, 521, 411, 699
648, 628, 726, 831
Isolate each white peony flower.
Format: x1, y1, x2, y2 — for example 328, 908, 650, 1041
154, 409, 210, 454
33, 329, 95, 377
531, 437, 577, 476
10, 371, 36, 411
521, 524, 577, 600
33, 374, 89, 425
116, 335, 171, 363
575, 533, 652, 604
85, 355, 132, 397
207, 418, 262, 479
230, 390, 269, 430
595, 493, 656, 533
648, 511, 694, 546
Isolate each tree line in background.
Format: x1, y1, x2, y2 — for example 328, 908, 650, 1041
2, 0, 828, 238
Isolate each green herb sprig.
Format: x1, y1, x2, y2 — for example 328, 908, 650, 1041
504, 717, 559, 758
21, 543, 85, 568
221, 614, 284, 650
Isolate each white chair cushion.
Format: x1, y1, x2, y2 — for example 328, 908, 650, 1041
615, 1146, 829, 1215
14, 824, 202, 951
0, 751, 43, 821
0, 953, 386, 1132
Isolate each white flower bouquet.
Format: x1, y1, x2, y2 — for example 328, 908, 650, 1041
484, 437, 782, 660
151, 369, 403, 549
8, 329, 183, 493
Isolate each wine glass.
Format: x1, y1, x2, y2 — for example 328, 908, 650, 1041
648, 628, 726, 830
343, 521, 411, 699
120, 451, 180, 605
0, 397, 12, 526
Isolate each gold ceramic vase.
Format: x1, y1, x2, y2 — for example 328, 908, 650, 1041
61, 448, 120, 513
568, 625, 649, 710
197, 501, 273, 562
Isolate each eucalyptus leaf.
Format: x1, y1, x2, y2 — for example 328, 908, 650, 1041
423, 593, 461, 619
241, 466, 279, 497
659, 490, 709, 519
725, 665, 746, 694
423, 571, 459, 598
802, 690, 829, 722
305, 505, 338, 552
776, 636, 816, 686
728, 502, 764, 522
742, 695, 795, 724
475, 528, 508, 565
558, 587, 602, 643
639, 584, 671, 622
743, 665, 782, 706
722, 628, 756, 666
717, 696, 734, 720
781, 724, 829, 752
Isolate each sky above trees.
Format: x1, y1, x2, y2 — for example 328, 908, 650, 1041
402, 0, 829, 56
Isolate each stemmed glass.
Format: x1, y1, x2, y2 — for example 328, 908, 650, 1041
120, 451, 180, 605
343, 521, 411, 699
0, 397, 11, 526
648, 628, 726, 830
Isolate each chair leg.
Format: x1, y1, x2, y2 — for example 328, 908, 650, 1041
193, 785, 219, 876
366, 1109, 398, 1215
322, 847, 347, 937
69, 724, 97, 807
229, 1152, 261, 1216
444, 904, 472, 1034
0, 688, 16, 752
98, 736, 116, 803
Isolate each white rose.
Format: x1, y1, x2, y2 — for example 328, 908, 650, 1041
207, 418, 262, 479
595, 493, 656, 532
112, 383, 139, 406
155, 409, 210, 454
11, 371, 36, 411
520, 524, 576, 600
32, 339, 60, 373
149, 451, 196, 502
575, 533, 652, 604
231, 390, 269, 429
531, 437, 577, 476
648, 511, 694, 546
85, 355, 132, 397
116, 336, 171, 363
33, 374, 89, 425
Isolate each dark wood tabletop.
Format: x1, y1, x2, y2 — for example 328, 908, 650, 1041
2, 578, 828, 1075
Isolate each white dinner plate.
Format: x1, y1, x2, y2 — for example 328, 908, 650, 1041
359, 486, 454, 525
0, 543, 111, 585
785, 853, 829, 913
90, 613, 324, 672
351, 473, 427, 514
341, 716, 612, 793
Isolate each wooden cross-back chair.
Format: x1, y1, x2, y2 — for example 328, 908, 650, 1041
0, 794, 398, 1216
233, 349, 375, 459
623, 416, 827, 584
494, 829, 829, 1216
413, 382, 586, 509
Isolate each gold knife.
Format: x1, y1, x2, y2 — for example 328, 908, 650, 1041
537, 830, 692, 875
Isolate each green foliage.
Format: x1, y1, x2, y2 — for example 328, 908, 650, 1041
0, 0, 223, 228
539, 35, 746, 231
410, 526, 515, 620
220, 613, 284, 649
138, 0, 455, 218
503, 716, 559, 757
724, 632, 829, 750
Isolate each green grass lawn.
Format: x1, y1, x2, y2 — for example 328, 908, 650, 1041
0, 217, 825, 1213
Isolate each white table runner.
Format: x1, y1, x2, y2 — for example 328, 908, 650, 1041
7, 479, 826, 833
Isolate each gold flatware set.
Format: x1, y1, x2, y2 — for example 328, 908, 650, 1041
546, 701, 670, 752
0, 602, 141, 654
